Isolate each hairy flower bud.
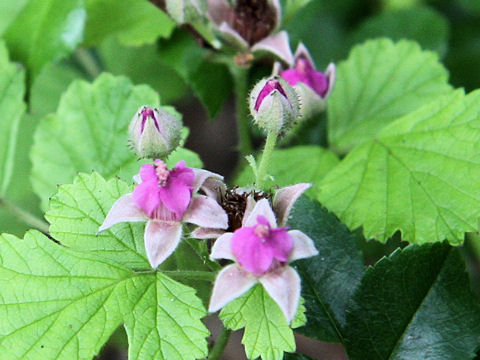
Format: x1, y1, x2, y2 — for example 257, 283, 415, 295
249, 76, 299, 134
128, 106, 182, 159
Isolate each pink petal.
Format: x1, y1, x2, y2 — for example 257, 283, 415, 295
183, 195, 228, 228
191, 227, 226, 239
191, 168, 224, 193
273, 183, 312, 226
270, 227, 293, 262
325, 63, 336, 98
294, 43, 315, 68
288, 230, 318, 261
244, 198, 277, 228
252, 31, 294, 66
144, 220, 182, 268
98, 194, 147, 232
231, 226, 274, 276
171, 161, 195, 186
132, 180, 161, 218
259, 266, 301, 322
158, 178, 192, 219
208, 264, 257, 313
210, 233, 235, 261
139, 163, 157, 182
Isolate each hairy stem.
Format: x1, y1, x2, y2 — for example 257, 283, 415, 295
230, 65, 253, 157
74, 48, 102, 79
208, 326, 232, 360
255, 130, 278, 189
0, 198, 49, 233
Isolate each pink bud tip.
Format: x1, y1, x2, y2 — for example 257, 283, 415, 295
140, 107, 160, 133
254, 79, 288, 111
281, 58, 329, 97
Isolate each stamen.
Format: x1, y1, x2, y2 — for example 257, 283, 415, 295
154, 159, 169, 185
254, 224, 270, 241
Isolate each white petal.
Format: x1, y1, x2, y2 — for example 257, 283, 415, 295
144, 220, 182, 268
294, 42, 315, 68
244, 198, 277, 227
324, 63, 336, 98
218, 22, 249, 49
241, 196, 257, 227
270, 0, 282, 31
289, 230, 318, 261
133, 174, 141, 184
209, 264, 256, 313
191, 227, 226, 239
252, 31, 294, 66
98, 194, 147, 232
183, 195, 228, 229
260, 266, 301, 322
210, 233, 235, 261
273, 183, 312, 226
191, 168, 224, 193
201, 177, 226, 203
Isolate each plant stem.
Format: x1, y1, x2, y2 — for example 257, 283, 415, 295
208, 326, 231, 360
255, 130, 278, 189
161, 270, 215, 282
74, 48, 102, 79
230, 65, 253, 157
0, 198, 49, 233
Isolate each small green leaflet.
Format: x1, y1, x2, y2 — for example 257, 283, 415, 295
0, 41, 25, 197
235, 145, 339, 194
4, 0, 86, 79
84, 0, 175, 46
344, 243, 480, 360
220, 284, 304, 360
327, 38, 452, 153
319, 90, 480, 244
30, 73, 202, 210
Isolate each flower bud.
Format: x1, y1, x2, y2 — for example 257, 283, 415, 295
249, 76, 299, 135
128, 106, 182, 159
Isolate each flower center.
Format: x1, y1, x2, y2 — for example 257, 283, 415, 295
254, 223, 270, 241
154, 159, 169, 186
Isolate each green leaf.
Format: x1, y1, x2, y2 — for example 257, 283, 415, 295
84, 0, 175, 46
220, 285, 296, 360
235, 146, 339, 194
344, 243, 480, 360
0, 0, 28, 35
0, 230, 129, 360
288, 197, 364, 343
328, 38, 452, 153
30, 73, 159, 210
159, 30, 233, 119
0, 41, 25, 197
4, 0, 86, 79
46, 172, 148, 269
319, 90, 480, 244
121, 273, 209, 360
350, 6, 449, 56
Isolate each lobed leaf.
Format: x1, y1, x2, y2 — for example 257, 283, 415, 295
319, 90, 480, 244
4, 0, 86, 79
220, 285, 296, 360
0, 41, 25, 197
328, 38, 452, 153
288, 197, 364, 343
344, 242, 480, 360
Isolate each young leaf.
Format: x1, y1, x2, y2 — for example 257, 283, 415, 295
0, 230, 130, 360
0, 0, 28, 35
319, 90, 480, 244
328, 38, 452, 153
46, 172, 149, 269
235, 146, 339, 194
288, 197, 364, 343
121, 273, 209, 360
4, 0, 86, 79
220, 285, 296, 360
344, 243, 480, 360
84, 0, 175, 46
0, 41, 25, 197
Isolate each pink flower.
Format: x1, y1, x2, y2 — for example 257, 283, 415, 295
279, 43, 335, 117
98, 160, 228, 268
208, 183, 318, 322
207, 0, 294, 65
